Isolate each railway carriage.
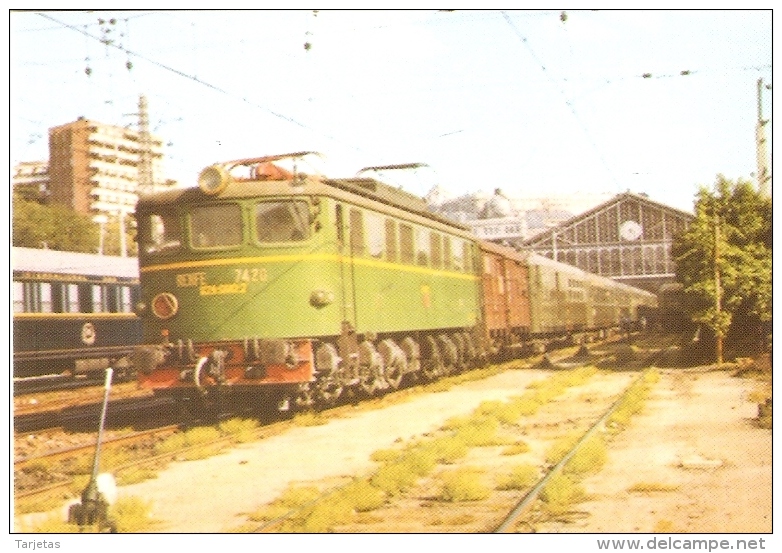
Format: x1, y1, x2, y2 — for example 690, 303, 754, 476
133, 153, 483, 412
12, 247, 142, 379
479, 244, 656, 356
132, 152, 656, 415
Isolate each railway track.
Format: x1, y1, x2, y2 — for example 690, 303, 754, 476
14, 333, 675, 527
246, 351, 665, 533
492, 369, 653, 532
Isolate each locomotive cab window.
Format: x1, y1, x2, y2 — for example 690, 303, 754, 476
255, 201, 310, 243
142, 212, 182, 254
191, 204, 243, 248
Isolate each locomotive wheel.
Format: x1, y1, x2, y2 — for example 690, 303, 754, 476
400, 337, 421, 384
437, 334, 458, 377
294, 382, 314, 410
378, 339, 406, 390
357, 341, 385, 397
314, 343, 344, 407
421, 336, 442, 382
315, 375, 343, 407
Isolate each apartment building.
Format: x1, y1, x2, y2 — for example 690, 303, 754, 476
46, 116, 168, 216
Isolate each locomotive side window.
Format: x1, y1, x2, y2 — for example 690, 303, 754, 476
442, 236, 452, 270
385, 219, 398, 262
335, 203, 345, 246
465, 243, 475, 273
452, 239, 465, 272
349, 208, 365, 256
256, 201, 310, 243
416, 228, 431, 267
365, 211, 385, 258
399, 224, 414, 264
192, 204, 243, 247
143, 212, 182, 253
430, 233, 442, 269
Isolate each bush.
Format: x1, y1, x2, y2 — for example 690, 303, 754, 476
438, 467, 490, 502
564, 435, 607, 475
496, 463, 539, 491
539, 473, 585, 513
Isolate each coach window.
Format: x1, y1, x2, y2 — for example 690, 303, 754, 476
66, 284, 80, 313
13, 282, 24, 313
21, 282, 52, 313
92, 285, 105, 313
51, 283, 66, 313
191, 204, 243, 248
349, 208, 365, 256
365, 211, 384, 258
121, 286, 133, 312
256, 201, 310, 243
144, 212, 182, 254
105, 285, 120, 313
399, 224, 414, 264
385, 219, 398, 262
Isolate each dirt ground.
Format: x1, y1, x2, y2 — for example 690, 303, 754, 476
15, 362, 772, 534
534, 368, 772, 534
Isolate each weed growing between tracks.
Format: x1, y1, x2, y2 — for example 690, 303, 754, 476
243, 365, 603, 532
17, 495, 157, 533
536, 369, 659, 520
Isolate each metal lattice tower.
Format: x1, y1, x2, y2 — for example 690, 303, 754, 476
137, 94, 153, 193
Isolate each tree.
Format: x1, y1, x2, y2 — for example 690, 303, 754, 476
671, 176, 772, 363
12, 194, 99, 253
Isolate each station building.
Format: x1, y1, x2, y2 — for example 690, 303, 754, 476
521, 192, 694, 294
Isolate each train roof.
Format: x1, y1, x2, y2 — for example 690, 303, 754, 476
137, 174, 470, 233
12, 247, 139, 279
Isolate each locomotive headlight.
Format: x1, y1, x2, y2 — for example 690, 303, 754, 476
198, 165, 231, 195
151, 292, 179, 319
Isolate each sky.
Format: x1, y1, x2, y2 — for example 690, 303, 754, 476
8, 9, 774, 214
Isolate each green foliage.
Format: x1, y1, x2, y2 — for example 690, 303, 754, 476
110, 496, 157, 532
672, 177, 772, 339
563, 435, 607, 475
496, 463, 539, 490
539, 473, 585, 513
437, 467, 490, 502
12, 194, 136, 255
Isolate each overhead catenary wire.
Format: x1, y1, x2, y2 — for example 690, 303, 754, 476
36, 12, 359, 155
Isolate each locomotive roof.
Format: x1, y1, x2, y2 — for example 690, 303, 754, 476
12, 247, 139, 279
137, 173, 471, 233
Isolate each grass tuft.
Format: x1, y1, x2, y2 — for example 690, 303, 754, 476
539, 473, 585, 514
437, 467, 490, 502
110, 495, 157, 533
496, 463, 539, 491
627, 482, 679, 493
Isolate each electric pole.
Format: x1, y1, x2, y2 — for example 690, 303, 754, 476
138, 94, 154, 193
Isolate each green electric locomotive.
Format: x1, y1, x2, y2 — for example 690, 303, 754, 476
133, 153, 483, 413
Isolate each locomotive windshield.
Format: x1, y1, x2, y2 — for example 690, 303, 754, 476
142, 212, 182, 254
255, 201, 310, 242
190, 204, 243, 248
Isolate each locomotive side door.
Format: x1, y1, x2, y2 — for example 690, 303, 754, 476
334, 203, 358, 328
